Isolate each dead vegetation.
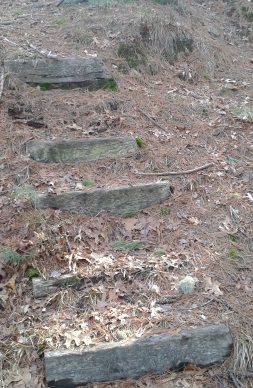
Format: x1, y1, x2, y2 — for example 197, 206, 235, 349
0, 0, 253, 386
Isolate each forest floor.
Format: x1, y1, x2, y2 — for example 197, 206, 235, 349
0, 0, 253, 387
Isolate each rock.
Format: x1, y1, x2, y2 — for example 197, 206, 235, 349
4, 57, 111, 90
45, 324, 232, 388
35, 182, 172, 216
26, 136, 138, 163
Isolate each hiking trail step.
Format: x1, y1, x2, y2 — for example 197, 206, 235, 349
26, 136, 138, 163
45, 323, 232, 388
35, 182, 172, 216
4, 57, 111, 89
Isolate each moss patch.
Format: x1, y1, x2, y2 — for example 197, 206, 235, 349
117, 42, 147, 69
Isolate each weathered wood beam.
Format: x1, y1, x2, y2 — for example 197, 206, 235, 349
26, 136, 138, 163
32, 274, 104, 298
4, 57, 111, 88
35, 182, 172, 216
32, 274, 81, 298
45, 324, 232, 388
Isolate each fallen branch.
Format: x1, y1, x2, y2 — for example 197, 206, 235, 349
137, 108, 169, 133
135, 162, 214, 176
0, 70, 4, 99
228, 371, 244, 387
26, 41, 58, 59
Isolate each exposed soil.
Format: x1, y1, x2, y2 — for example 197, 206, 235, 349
0, 0, 253, 387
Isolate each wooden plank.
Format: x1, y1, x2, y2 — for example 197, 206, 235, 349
26, 137, 138, 163
35, 182, 171, 216
4, 57, 111, 87
45, 324, 232, 388
32, 274, 81, 298
32, 274, 103, 298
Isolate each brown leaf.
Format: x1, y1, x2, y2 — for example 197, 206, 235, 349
4, 274, 17, 293
203, 276, 223, 296
0, 260, 6, 280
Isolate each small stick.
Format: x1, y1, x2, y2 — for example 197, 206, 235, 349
0, 71, 4, 99
135, 162, 214, 176
228, 371, 244, 387
137, 109, 169, 133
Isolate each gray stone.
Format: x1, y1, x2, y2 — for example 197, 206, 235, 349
35, 182, 172, 216
45, 324, 232, 388
4, 57, 111, 89
26, 137, 138, 163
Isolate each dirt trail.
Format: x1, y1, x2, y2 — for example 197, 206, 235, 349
0, 0, 253, 387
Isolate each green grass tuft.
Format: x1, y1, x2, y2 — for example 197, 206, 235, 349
111, 240, 143, 250
135, 137, 145, 148
82, 178, 94, 187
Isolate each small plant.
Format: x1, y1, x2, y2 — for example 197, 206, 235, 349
25, 266, 40, 279
12, 184, 38, 205
232, 106, 253, 122
82, 178, 94, 187
153, 248, 165, 256
13, 9, 23, 15
241, 6, 253, 21
160, 206, 170, 216
29, 82, 52, 91
229, 234, 236, 242
228, 248, 237, 259
0, 247, 22, 264
103, 79, 117, 91
111, 240, 143, 250
54, 18, 66, 25
135, 137, 145, 148
122, 210, 137, 218
38, 83, 52, 91
117, 42, 146, 69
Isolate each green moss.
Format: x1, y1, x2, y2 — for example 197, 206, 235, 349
29, 82, 52, 91
82, 178, 94, 187
153, 248, 165, 256
160, 206, 170, 216
54, 18, 66, 25
118, 42, 146, 69
228, 248, 237, 259
111, 240, 143, 250
25, 266, 40, 279
122, 210, 137, 218
103, 78, 117, 91
135, 137, 145, 148
13, 9, 23, 15
12, 184, 38, 206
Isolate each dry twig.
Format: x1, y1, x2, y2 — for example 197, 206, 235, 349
137, 109, 169, 133
135, 162, 214, 176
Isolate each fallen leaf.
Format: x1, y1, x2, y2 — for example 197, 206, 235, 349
4, 274, 17, 293
64, 331, 92, 348
0, 260, 6, 280
188, 217, 202, 225
203, 276, 223, 296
